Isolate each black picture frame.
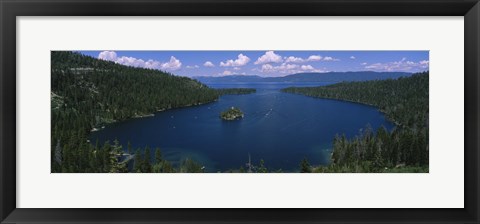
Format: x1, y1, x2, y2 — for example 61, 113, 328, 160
1, 0, 479, 223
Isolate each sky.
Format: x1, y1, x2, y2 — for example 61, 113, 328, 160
79, 50, 429, 77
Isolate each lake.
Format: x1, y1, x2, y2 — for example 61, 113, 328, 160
89, 82, 395, 172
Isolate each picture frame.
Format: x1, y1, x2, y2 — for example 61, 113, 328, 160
1, 0, 479, 223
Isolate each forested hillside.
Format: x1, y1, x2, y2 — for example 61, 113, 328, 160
283, 72, 429, 172
51, 51, 219, 172
283, 72, 428, 128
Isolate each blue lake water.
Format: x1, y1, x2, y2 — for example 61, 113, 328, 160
89, 82, 394, 172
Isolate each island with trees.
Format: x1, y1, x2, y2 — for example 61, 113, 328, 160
51, 51, 242, 173
51, 51, 429, 173
220, 107, 244, 121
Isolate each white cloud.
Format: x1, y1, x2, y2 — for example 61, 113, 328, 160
257, 63, 325, 75
323, 56, 340, 61
222, 70, 232, 75
364, 58, 429, 72
260, 63, 297, 73
186, 65, 199, 69
115, 56, 147, 68
144, 59, 162, 69
233, 67, 241, 70
98, 51, 117, 61
419, 60, 429, 66
203, 61, 215, 67
160, 56, 182, 70
306, 55, 339, 62
254, 51, 283, 64
220, 54, 250, 67
361, 62, 368, 65
97, 51, 182, 71
350, 56, 356, 60
284, 56, 305, 63
307, 55, 322, 61
260, 64, 274, 72
252, 54, 340, 65
301, 65, 315, 71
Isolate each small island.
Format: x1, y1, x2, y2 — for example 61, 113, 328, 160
220, 107, 244, 121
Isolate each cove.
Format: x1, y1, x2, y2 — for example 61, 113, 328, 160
89, 82, 395, 172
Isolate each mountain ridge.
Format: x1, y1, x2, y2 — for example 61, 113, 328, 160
194, 71, 414, 83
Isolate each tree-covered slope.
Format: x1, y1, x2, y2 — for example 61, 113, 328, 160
51, 51, 219, 172
283, 72, 429, 172
52, 51, 219, 131
283, 72, 429, 129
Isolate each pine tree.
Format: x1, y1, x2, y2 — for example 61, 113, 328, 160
300, 157, 312, 173
133, 148, 142, 173
142, 146, 152, 172
258, 159, 268, 173
179, 158, 203, 173
127, 142, 132, 154
102, 141, 112, 172
154, 147, 162, 164
54, 140, 63, 166
113, 139, 122, 155
51, 51, 220, 173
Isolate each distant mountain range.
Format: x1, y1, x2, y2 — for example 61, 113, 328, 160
194, 71, 413, 84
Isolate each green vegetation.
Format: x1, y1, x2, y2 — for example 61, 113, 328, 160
179, 158, 205, 173
224, 157, 285, 173
285, 72, 429, 173
51, 51, 429, 173
220, 107, 244, 120
51, 51, 217, 173
300, 158, 312, 173
132, 146, 201, 173
216, 88, 256, 95
283, 72, 428, 128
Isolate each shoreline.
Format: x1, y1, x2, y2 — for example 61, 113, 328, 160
88, 88, 262, 133
88, 97, 222, 134
282, 91, 403, 128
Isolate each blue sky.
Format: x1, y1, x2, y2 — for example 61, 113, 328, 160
79, 51, 429, 77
